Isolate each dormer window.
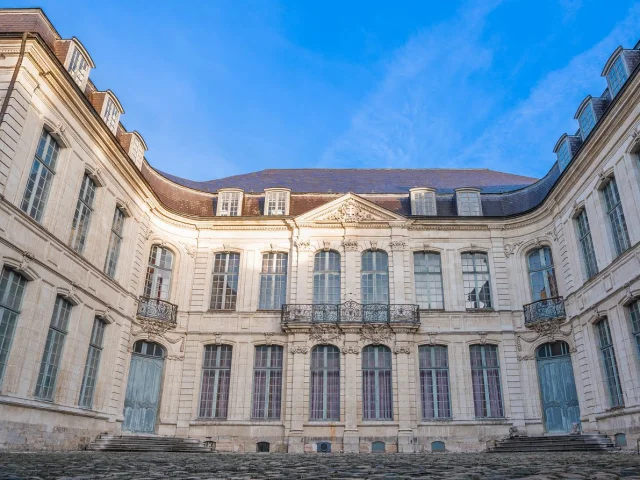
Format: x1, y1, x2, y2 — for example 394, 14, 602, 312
577, 101, 596, 140
217, 189, 243, 216
68, 48, 89, 86
456, 188, 482, 216
130, 136, 144, 166
606, 55, 629, 97
410, 188, 436, 215
103, 99, 119, 132
553, 134, 580, 173
556, 140, 571, 171
264, 189, 290, 216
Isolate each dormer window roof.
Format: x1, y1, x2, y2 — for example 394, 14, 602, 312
63, 38, 94, 90
410, 188, 436, 215
98, 91, 124, 134
553, 134, 581, 172
217, 188, 243, 216
602, 47, 640, 98
264, 188, 290, 216
455, 188, 482, 216
128, 132, 147, 168
575, 98, 596, 140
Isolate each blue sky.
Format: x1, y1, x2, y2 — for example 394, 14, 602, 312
11, 0, 640, 180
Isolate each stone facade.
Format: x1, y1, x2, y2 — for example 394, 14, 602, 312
0, 9, 640, 453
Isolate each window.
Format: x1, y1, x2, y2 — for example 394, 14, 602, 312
78, 317, 107, 408
217, 191, 241, 216
104, 207, 125, 278
556, 139, 572, 171
258, 253, 287, 310
414, 252, 444, 309
69, 174, 96, 254
457, 190, 481, 216
576, 210, 598, 280
607, 55, 628, 97
362, 345, 392, 420
68, 48, 89, 85
34, 296, 73, 401
462, 252, 492, 309
133, 340, 164, 357
313, 251, 341, 305
629, 300, 640, 359
265, 190, 288, 215
602, 178, 630, 257
596, 319, 624, 408
21, 129, 60, 223
361, 250, 389, 304
143, 245, 174, 300
310, 345, 340, 421
419, 345, 451, 419
199, 345, 232, 418
252, 345, 283, 419
470, 344, 504, 418
527, 247, 558, 301
410, 189, 436, 215
578, 103, 596, 140
0, 267, 27, 386
210, 252, 240, 310
103, 99, 119, 132
129, 136, 144, 166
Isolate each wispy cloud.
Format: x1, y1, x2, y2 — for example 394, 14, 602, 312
321, 1, 640, 178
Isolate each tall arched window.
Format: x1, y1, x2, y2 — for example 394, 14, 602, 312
361, 250, 389, 304
258, 253, 288, 310
210, 252, 240, 310
419, 345, 451, 419
252, 345, 283, 419
414, 252, 444, 309
362, 345, 392, 420
310, 345, 340, 420
470, 344, 503, 418
313, 251, 341, 304
143, 245, 174, 300
527, 247, 558, 301
199, 345, 232, 418
462, 252, 492, 309
595, 319, 624, 408
21, 129, 60, 223
0, 267, 27, 387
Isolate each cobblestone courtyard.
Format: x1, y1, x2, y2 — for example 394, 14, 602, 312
0, 452, 640, 480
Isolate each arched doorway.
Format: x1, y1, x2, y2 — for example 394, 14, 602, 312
123, 340, 165, 433
536, 341, 580, 433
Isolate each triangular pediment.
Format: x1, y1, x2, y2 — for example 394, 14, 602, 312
296, 193, 405, 223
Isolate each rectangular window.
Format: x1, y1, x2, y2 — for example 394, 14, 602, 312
470, 344, 504, 418
607, 55, 628, 97
265, 191, 287, 215
576, 210, 598, 280
210, 252, 240, 310
414, 252, 444, 309
556, 140, 572, 171
258, 253, 287, 310
579, 103, 597, 140
0, 267, 27, 387
218, 192, 241, 216
629, 300, 640, 360
596, 319, 624, 408
68, 48, 88, 85
69, 174, 96, 254
21, 130, 60, 223
252, 345, 283, 419
602, 179, 630, 257
35, 297, 72, 401
462, 252, 492, 309
199, 345, 232, 418
411, 191, 436, 215
310, 345, 340, 421
419, 345, 451, 419
457, 191, 481, 216
78, 318, 106, 409
362, 345, 393, 420
103, 99, 119, 131
104, 207, 125, 278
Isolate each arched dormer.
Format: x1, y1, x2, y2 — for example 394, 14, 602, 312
553, 133, 581, 172
118, 130, 147, 170
89, 89, 124, 135
574, 95, 609, 141
601, 46, 640, 98
58, 36, 95, 90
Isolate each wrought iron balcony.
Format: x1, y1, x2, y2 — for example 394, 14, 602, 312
523, 296, 566, 325
281, 300, 419, 325
137, 296, 178, 324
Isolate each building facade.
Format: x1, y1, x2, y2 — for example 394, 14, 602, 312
1, 8, 640, 453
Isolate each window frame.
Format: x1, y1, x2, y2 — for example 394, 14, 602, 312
143, 245, 174, 301
628, 300, 640, 361
410, 188, 437, 216
78, 317, 107, 409
362, 345, 393, 421
20, 129, 60, 223
68, 47, 89, 86
69, 173, 97, 254
526, 246, 558, 302
217, 189, 243, 216
251, 345, 283, 419
575, 209, 598, 281
419, 345, 451, 419
309, 345, 340, 421
264, 189, 290, 216
413, 251, 444, 310
461, 252, 493, 310
606, 54, 629, 97
361, 250, 389, 305
595, 318, 624, 408
469, 344, 504, 418
0, 267, 28, 387
210, 252, 240, 311
198, 344, 232, 419
258, 252, 288, 310
102, 97, 120, 132
104, 207, 126, 278
578, 101, 597, 140
456, 189, 482, 216
601, 177, 631, 257
313, 250, 341, 305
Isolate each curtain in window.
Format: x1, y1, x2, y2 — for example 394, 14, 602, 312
362, 345, 392, 420
310, 345, 340, 420
419, 345, 451, 419
470, 344, 503, 418
0, 268, 27, 387
252, 345, 283, 419
199, 345, 232, 418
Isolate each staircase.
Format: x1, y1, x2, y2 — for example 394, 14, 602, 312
87, 434, 213, 453
489, 433, 618, 453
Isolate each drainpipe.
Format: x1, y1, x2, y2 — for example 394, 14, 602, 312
0, 32, 29, 129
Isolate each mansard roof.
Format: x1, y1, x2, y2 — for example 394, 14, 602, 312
156, 168, 537, 195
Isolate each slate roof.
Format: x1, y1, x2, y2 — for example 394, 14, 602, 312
156, 168, 538, 194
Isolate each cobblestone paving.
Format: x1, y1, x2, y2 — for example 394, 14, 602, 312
0, 452, 640, 480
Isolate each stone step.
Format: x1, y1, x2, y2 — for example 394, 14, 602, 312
489, 433, 617, 453
87, 434, 212, 453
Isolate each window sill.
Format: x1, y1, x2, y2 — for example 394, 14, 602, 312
207, 309, 237, 313
466, 308, 495, 313
256, 310, 282, 313
359, 420, 397, 425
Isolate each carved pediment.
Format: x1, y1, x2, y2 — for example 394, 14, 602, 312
296, 194, 404, 224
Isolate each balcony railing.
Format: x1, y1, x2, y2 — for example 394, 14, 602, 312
137, 296, 178, 324
523, 296, 566, 325
282, 300, 419, 325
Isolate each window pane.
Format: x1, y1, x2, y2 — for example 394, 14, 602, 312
310, 345, 340, 420
210, 253, 240, 310
607, 55, 628, 97
414, 252, 444, 309
576, 211, 598, 279
69, 174, 96, 254
21, 130, 59, 222
470, 345, 503, 418
199, 345, 232, 418
419, 346, 450, 419
362, 345, 393, 420
361, 251, 389, 305
252, 346, 283, 418
579, 103, 596, 140
78, 318, 107, 408
259, 253, 288, 310
143, 246, 174, 300
596, 320, 624, 408
603, 179, 630, 257
313, 251, 341, 304
527, 248, 558, 301
104, 208, 125, 278
462, 253, 492, 309
0, 268, 27, 386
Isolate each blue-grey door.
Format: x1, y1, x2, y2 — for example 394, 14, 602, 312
123, 344, 164, 433
536, 342, 580, 433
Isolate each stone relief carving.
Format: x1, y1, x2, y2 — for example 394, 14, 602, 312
322, 241, 331, 251
341, 345, 361, 355
369, 240, 379, 251
426, 332, 437, 346
504, 241, 523, 258
327, 199, 374, 223
478, 331, 488, 345
291, 345, 309, 355
516, 318, 573, 352
165, 355, 184, 361
309, 325, 342, 344
264, 332, 274, 345
394, 345, 411, 354
19, 250, 34, 271
182, 243, 197, 258
359, 324, 393, 345
389, 239, 408, 251
342, 239, 359, 251
294, 238, 312, 251
131, 317, 185, 352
